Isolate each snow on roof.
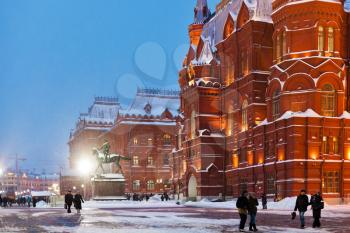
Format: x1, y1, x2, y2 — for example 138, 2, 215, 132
80, 97, 120, 125
120, 88, 180, 118
194, 0, 211, 24
201, 0, 272, 47
277, 109, 321, 120
197, 37, 214, 64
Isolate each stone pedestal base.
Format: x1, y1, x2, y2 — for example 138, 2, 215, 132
91, 173, 126, 201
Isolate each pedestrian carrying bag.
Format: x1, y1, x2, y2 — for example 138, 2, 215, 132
291, 211, 296, 220
64, 204, 67, 209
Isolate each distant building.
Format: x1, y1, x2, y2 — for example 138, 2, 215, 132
68, 97, 121, 169
0, 170, 59, 194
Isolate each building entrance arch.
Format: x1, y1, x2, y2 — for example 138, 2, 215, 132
188, 175, 198, 201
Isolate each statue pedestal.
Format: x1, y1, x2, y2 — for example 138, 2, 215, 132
91, 173, 126, 201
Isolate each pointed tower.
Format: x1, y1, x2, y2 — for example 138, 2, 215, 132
194, 0, 211, 24
189, 0, 211, 46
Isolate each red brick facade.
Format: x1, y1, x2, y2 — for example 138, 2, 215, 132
172, 0, 350, 202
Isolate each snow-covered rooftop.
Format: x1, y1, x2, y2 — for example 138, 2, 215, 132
201, 0, 272, 47
119, 88, 180, 118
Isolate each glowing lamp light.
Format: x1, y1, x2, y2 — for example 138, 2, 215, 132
77, 159, 94, 175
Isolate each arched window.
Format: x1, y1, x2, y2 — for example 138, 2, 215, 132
272, 90, 281, 120
147, 180, 155, 191
191, 110, 196, 139
328, 27, 334, 52
321, 84, 335, 117
242, 100, 248, 131
318, 26, 324, 51
133, 137, 138, 145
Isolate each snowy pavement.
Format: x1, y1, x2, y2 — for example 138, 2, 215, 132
0, 200, 349, 233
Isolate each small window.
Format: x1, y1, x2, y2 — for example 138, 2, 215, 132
147, 138, 153, 146
322, 171, 339, 193
321, 84, 335, 117
147, 156, 154, 166
332, 137, 339, 154
163, 134, 171, 145
147, 180, 155, 191
133, 180, 140, 191
163, 154, 169, 166
133, 137, 138, 145
191, 110, 196, 139
328, 27, 334, 52
321, 136, 329, 154
318, 26, 324, 51
282, 31, 287, 56
133, 156, 139, 166
272, 90, 281, 120
242, 100, 248, 131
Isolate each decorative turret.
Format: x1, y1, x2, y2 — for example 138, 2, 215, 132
194, 0, 211, 24
189, 0, 211, 46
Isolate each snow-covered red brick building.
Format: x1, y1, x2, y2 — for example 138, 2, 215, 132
102, 88, 179, 194
68, 89, 179, 195
172, 0, 350, 202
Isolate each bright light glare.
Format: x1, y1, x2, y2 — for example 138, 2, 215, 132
77, 159, 94, 175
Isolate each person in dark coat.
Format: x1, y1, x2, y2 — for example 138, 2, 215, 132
64, 190, 74, 213
73, 192, 84, 214
310, 192, 324, 228
236, 190, 249, 232
294, 190, 309, 229
261, 193, 267, 209
247, 193, 259, 232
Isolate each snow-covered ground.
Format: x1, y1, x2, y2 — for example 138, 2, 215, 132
0, 197, 349, 232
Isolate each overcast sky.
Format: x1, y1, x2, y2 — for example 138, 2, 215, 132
0, 0, 217, 173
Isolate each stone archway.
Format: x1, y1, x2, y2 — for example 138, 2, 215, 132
188, 175, 198, 201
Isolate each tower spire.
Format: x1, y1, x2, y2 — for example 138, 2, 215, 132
194, 0, 211, 24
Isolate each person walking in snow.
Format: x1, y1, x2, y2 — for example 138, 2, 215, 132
73, 191, 85, 214
26, 196, 32, 207
261, 193, 267, 209
247, 193, 259, 232
236, 190, 249, 232
294, 189, 309, 229
64, 190, 74, 213
310, 192, 324, 228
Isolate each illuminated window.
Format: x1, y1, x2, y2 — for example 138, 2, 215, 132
272, 89, 281, 120
133, 180, 140, 191
322, 171, 339, 193
147, 156, 154, 166
282, 31, 287, 56
242, 100, 248, 131
163, 134, 171, 145
328, 27, 334, 52
332, 137, 339, 154
133, 156, 139, 166
147, 138, 153, 146
133, 137, 138, 145
318, 26, 324, 51
227, 113, 233, 136
322, 136, 329, 154
191, 110, 196, 139
321, 84, 335, 117
146, 180, 155, 191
